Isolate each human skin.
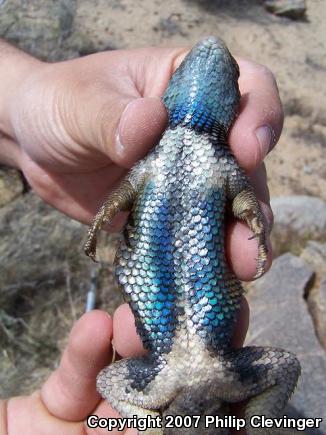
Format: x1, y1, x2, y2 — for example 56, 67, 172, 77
0, 38, 283, 434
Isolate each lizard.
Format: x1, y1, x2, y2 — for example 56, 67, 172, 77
84, 37, 301, 434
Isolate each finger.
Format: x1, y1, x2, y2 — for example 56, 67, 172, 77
41, 310, 112, 421
112, 46, 188, 168
5, 392, 82, 435
229, 58, 284, 173
78, 94, 167, 170
226, 164, 273, 281
20, 152, 127, 222
91, 400, 138, 435
68, 48, 179, 170
249, 162, 271, 205
113, 304, 146, 358
56, 94, 166, 172
115, 97, 168, 168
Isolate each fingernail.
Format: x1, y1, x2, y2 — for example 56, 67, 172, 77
255, 125, 273, 159
115, 100, 137, 159
115, 129, 124, 159
116, 97, 167, 166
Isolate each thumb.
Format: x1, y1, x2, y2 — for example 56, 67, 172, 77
112, 97, 167, 168
61, 84, 167, 171
13, 57, 168, 172
69, 90, 167, 170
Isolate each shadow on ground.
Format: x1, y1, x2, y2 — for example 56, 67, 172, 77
286, 405, 325, 435
183, 0, 269, 21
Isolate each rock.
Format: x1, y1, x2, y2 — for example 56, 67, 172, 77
264, 0, 307, 20
154, 15, 187, 37
0, 0, 77, 61
0, 166, 24, 207
311, 277, 326, 351
270, 196, 326, 257
300, 241, 326, 351
247, 253, 326, 430
301, 241, 326, 278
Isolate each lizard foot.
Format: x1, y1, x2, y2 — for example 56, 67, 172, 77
232, 188, 268, 278
96, 355, 175, 435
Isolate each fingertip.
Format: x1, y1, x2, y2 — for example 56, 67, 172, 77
113, 304, 146, 358
68, 310, 113, 365
226, 220, 272, 281
114, 97, 167, 168
93, 401, 138, 435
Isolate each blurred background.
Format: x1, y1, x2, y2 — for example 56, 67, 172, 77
0, 0, 325, 432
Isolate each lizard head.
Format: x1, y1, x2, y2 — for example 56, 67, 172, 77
163, 36, 240, 135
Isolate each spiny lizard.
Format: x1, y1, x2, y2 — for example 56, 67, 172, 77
85, 37, 300, 435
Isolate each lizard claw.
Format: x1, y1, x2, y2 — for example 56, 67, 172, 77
84, 236, 98, 262
253, 264, 266, 280
253, 242, 269, 279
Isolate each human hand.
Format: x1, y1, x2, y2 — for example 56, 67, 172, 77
1, 302, 249, 435
0, 42, 283, 282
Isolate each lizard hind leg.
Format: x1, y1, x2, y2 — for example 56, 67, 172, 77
221, 346, 301, 435
96, 356, 180, 435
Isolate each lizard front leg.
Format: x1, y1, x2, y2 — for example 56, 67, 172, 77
84, 178, 137, 261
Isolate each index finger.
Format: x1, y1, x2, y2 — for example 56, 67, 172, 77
229, 58, 284, 173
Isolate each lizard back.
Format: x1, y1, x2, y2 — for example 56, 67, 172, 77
115, 37, 242, 356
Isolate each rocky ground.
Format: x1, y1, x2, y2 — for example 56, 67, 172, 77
1, 0, 326, 432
